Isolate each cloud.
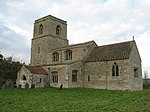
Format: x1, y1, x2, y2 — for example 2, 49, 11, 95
0, 25, 30, 63
0, 0, 150, 77
136, 32, 150, 75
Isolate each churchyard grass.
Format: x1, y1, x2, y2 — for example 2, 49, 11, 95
0, 88, 149, 112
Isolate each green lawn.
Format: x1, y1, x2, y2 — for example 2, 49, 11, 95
0, 88, 150, 112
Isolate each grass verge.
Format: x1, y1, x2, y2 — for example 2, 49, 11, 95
0, 88, 150, 112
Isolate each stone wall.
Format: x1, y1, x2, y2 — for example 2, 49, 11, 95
16, 66, 32, 88
33, 15, 67, 40
31, 36, 68, 65
47, 41, 97, 65
129, 42, 143, 90
43, 61, 84, 88
106, 60, 131, 90
43, 41, 97, 88
32, 74, 47, 88
43, 65, 68, 88
83, 59, 131, 90
16, 66, 47, 88
31, 15, 68, 66
68, 61, 84, 88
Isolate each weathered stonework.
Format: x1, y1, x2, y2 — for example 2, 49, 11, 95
16, 65, 47, 88
17, 15, 143, 91
129, 43, 143, 90
83, 60, 131, 90
43, 40, 97, 88
31, 15, 68, 66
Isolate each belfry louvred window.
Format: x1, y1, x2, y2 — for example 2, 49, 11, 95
39, 24, 43, 34
56, 25, 61, 35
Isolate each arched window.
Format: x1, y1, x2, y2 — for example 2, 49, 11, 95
65, 50, 72, 60
39, 24, 43, 34
52, 52, 59, 62
22, 75, 27, 80
56, 25, 61, 35
112, 62, 119, 76
51, 71, 58, 83
72, 70, 78, 82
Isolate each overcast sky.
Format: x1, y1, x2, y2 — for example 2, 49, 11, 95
0, 0, 150, 77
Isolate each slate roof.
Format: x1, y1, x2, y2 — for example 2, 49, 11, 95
85, 41, 135, 62
26, 66, 48, 75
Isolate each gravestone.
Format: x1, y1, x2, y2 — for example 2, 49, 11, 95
60, 84, 63, 90
44, 82, 50, 88
14, 84, 17, 88
25, 83, 29, 88
6, 80, 14, 90
0, 80, 5, 89
1, 84, 6, 89
18, 84, 22, 88
31, 84, 35, 88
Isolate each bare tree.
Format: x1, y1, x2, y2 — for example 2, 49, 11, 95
144, 71, 148, 84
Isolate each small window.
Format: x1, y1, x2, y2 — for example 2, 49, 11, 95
134, 68, 138, 78
66, 50, 72, 60
52, 52, 59, 62
51, 71, 58, 83
39, 24, 43, 34
72, 70, 78, 82
112, 62, 119, 76
39, 78, 42, 83
88, 76, 90, 81
38, 47, 40, 54
56, 25, 61, 35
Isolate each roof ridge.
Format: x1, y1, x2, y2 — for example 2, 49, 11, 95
51, 40, 97, 51
97, 40, 134, 48
25, 65, 48, 75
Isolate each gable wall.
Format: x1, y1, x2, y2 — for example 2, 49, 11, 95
16, 66, 32, 88
16, 66, 48, 88
129, 43, 143, 90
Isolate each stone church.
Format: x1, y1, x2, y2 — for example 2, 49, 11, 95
16, 15, 143, 91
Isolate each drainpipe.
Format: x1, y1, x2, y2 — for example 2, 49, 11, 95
48, 68, 51, 86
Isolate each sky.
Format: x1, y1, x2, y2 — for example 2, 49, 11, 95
0, 0, 150, 77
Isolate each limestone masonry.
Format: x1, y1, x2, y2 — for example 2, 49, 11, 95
16, 15, 143, 91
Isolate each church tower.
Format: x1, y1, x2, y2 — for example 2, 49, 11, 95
30, 15, 68, 66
